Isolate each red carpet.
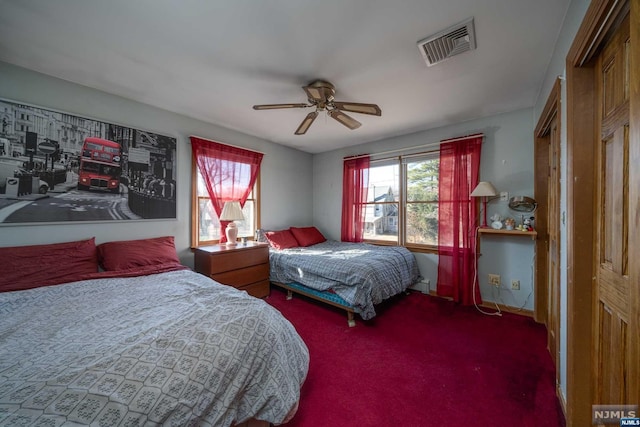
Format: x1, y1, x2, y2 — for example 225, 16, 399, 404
266, 287, 565, 427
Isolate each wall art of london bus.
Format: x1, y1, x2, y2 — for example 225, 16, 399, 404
77, 137, 121, 193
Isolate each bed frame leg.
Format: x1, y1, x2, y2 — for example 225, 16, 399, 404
286, 290, 293, 300
347, 312, 356, 327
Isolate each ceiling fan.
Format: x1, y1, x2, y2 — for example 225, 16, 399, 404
252, 80, 382, 135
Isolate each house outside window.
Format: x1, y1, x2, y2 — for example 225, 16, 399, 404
364, 160, 399, 242
363, 152, 439, 251
191, 158, 260, 248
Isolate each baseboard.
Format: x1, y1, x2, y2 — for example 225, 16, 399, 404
428, 290, 451, 300
557, 384, 567, 420
409, 280, 430, 294
428, 291, 533, 318
479, 301, 533, 318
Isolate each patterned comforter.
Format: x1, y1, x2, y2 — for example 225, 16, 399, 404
0, 269, 309, 426
269, 241, 420, 320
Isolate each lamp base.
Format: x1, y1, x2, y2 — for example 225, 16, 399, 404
480, 199, 489, 228
225, 222, 238, 246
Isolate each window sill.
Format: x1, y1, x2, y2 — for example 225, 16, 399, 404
362, 240, 437, 254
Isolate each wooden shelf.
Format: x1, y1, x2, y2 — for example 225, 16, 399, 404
478, 228, 537, 240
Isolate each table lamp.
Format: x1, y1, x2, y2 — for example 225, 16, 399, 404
470, 181, 498, 228
220, 200, 244, 246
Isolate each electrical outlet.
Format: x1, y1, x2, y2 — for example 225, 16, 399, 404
511, 280, 520, 290
500, 191, 509, 201
488, 274, 501, 287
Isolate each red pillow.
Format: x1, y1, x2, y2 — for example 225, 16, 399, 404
265, 229, 300, 250
0, 238, 98, 292
289, 226, 326, 247
97, 236, 180, 271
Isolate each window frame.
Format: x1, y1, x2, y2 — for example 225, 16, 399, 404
362, 151, 439, 253
190, 153, 261, 248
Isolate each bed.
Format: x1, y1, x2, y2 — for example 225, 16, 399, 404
260, 227, 421, 326
0, 236, 309, 427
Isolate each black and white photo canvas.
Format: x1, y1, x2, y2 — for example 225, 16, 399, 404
0, 98, 177, 224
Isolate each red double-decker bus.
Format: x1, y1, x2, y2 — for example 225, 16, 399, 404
77, 137, 121, 193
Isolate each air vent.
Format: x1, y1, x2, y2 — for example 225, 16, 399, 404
417, 17, 476, 67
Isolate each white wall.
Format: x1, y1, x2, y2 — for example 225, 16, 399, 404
534, 0, 591, 121
532, 0, 591, 406
313, 108, 536, 309
0, 61, 314, 267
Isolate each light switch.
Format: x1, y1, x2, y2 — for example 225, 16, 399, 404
500, 191, 508, 201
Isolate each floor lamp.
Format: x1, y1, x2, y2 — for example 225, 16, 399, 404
470, 181, 498, 228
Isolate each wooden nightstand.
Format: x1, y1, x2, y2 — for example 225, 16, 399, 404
194, 241, 270, 298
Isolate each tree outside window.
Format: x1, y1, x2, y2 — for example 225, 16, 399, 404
405, 156, 439, 246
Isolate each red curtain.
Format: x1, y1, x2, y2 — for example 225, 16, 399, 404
436, 136, 482, 305
341, 155, 370, 242
190, 136, 263, 243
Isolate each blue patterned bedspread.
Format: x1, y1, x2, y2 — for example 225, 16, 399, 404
0, 270, 309, 426
269, 241, 420, 320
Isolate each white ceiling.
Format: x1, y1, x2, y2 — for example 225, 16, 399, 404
0, 0, 571, 154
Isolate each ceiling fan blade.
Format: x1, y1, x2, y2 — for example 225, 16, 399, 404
253, 103, 309, 110
303, 85, 325, 102
295, 111, 318, 135
333, 101, 382, 116
328, 110, 362, 130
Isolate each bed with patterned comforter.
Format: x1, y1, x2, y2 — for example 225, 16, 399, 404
269, 240, 420, 321
0, 269, 309, 426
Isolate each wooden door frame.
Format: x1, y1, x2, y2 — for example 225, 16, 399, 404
565, 0, 639, 425
534, 77, 561, 325
534, 78, 562, 409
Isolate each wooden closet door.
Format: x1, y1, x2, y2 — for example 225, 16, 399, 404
594, 12, 631, 408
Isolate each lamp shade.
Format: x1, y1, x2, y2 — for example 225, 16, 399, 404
220, 201, 245, 221
220, 201, 244, 246
470, 181, 498, 197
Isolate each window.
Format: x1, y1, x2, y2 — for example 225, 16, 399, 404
363, 153, 439, 251
364, 160, 399, 243
193, 168, 259, 246
190, 139, 262, 248
405, 155, 439, 246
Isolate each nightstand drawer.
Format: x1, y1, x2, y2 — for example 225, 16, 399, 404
238, 280, 270, 298
210, 263, 269, 287
200, 248, 268, 274
194, 242, 270, 299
